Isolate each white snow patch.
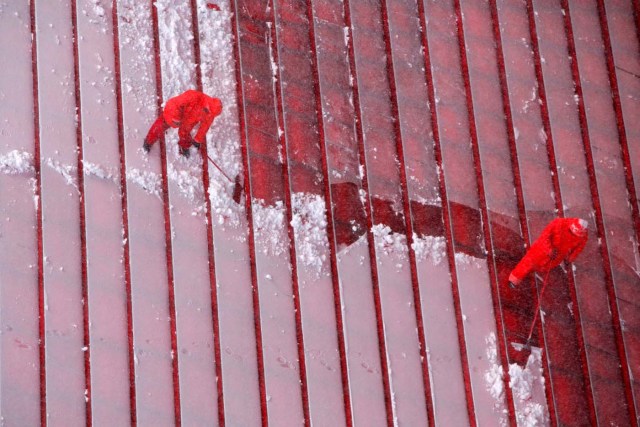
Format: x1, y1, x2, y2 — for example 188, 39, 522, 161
413, 193, 442, 206
208, 175, 244, 228
126, 168, 162, 198
266, 22, 278, 81
371, 224, 408, 255
167, 162, 204, 204
411, 234, 446, 265
29, 178, 39, 210
197, 0, 245, 227
83, 160, 118, 183
252, 199, 287, 256
509, 347, 549, 426
156, 0, 195, 99
0, 150, 35, 175
118, 0, 156, 114
484, 333, 505, 403
522, 85, 538, 113
455, 251, 483, 269
45, 158, 78, 189
291, 193, 330, 276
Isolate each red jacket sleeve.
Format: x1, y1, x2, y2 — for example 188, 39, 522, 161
567, 237, 587, 263
178, 117, 197, 143
193, 113, 214, 144
540, 219, 561, 256
193, 100, 222, 144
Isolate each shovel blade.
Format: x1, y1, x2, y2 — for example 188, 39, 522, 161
232, 175, 243, 204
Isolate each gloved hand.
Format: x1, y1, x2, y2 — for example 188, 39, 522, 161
179, 146, 190, 158
178, 137, 192, 150
142, 141, 151, 153
192, 139, 201, 150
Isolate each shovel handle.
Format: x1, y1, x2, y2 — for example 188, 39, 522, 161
205, 152, 234, 183
526, 268, 552, 343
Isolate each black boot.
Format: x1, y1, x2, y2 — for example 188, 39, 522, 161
180, 146, 190, 158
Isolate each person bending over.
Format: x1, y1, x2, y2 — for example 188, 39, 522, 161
144, 90, 222, 158
509, 217, 588, 287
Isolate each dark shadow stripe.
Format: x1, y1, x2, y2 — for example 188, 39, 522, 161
269, 2, 311, 424
149, 2, 182, 424
305, 1, 354, 424
416, 0, 477, 423
29, 1, 47, 425
69, 1, 92, 425
451, 1, 517, 424
486, 0, 560, 423
525, 2, 596, 424
227, 1, 269, 424
379, 0, 435, 423
561, 2, 636, 423
111, 1, 138, 424
188, 1, 226, 424
597, 0, 640, 289
342, 0, 395, 424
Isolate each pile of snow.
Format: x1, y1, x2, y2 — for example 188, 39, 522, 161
371, 224, 408, 255
156, 0, 194, 99
167, 162, 204, 203
484, 332, 506, 411
485, 335, 549, 426
208, 176, 243, 228
411, 233, 446, 265
291, 193, 330, 275
0, 150, 34, 175
509, 347, 549, 426
196, 0, 244, 215
252, 199, 287, 256
118, 0, 156, 114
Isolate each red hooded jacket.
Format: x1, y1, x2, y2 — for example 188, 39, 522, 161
509, 217, 588, 285
163, 90, 223, 145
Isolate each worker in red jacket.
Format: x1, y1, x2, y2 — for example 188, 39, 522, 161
509, 217, 588, 287
143, 90, 223, 158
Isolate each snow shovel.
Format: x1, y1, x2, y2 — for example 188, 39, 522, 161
516, 268, 552, 352
205, 152, 243, 204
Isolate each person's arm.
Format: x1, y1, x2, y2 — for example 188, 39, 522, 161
178, 117, 198, 147
193, 101, 222, 144
538, 219, 560, 261
193, 113, 214, 144
567, 237, 587, 263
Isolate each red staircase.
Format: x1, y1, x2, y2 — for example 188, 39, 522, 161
0, 0, 639, 425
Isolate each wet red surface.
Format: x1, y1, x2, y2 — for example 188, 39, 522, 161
1, 0, 639, 425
